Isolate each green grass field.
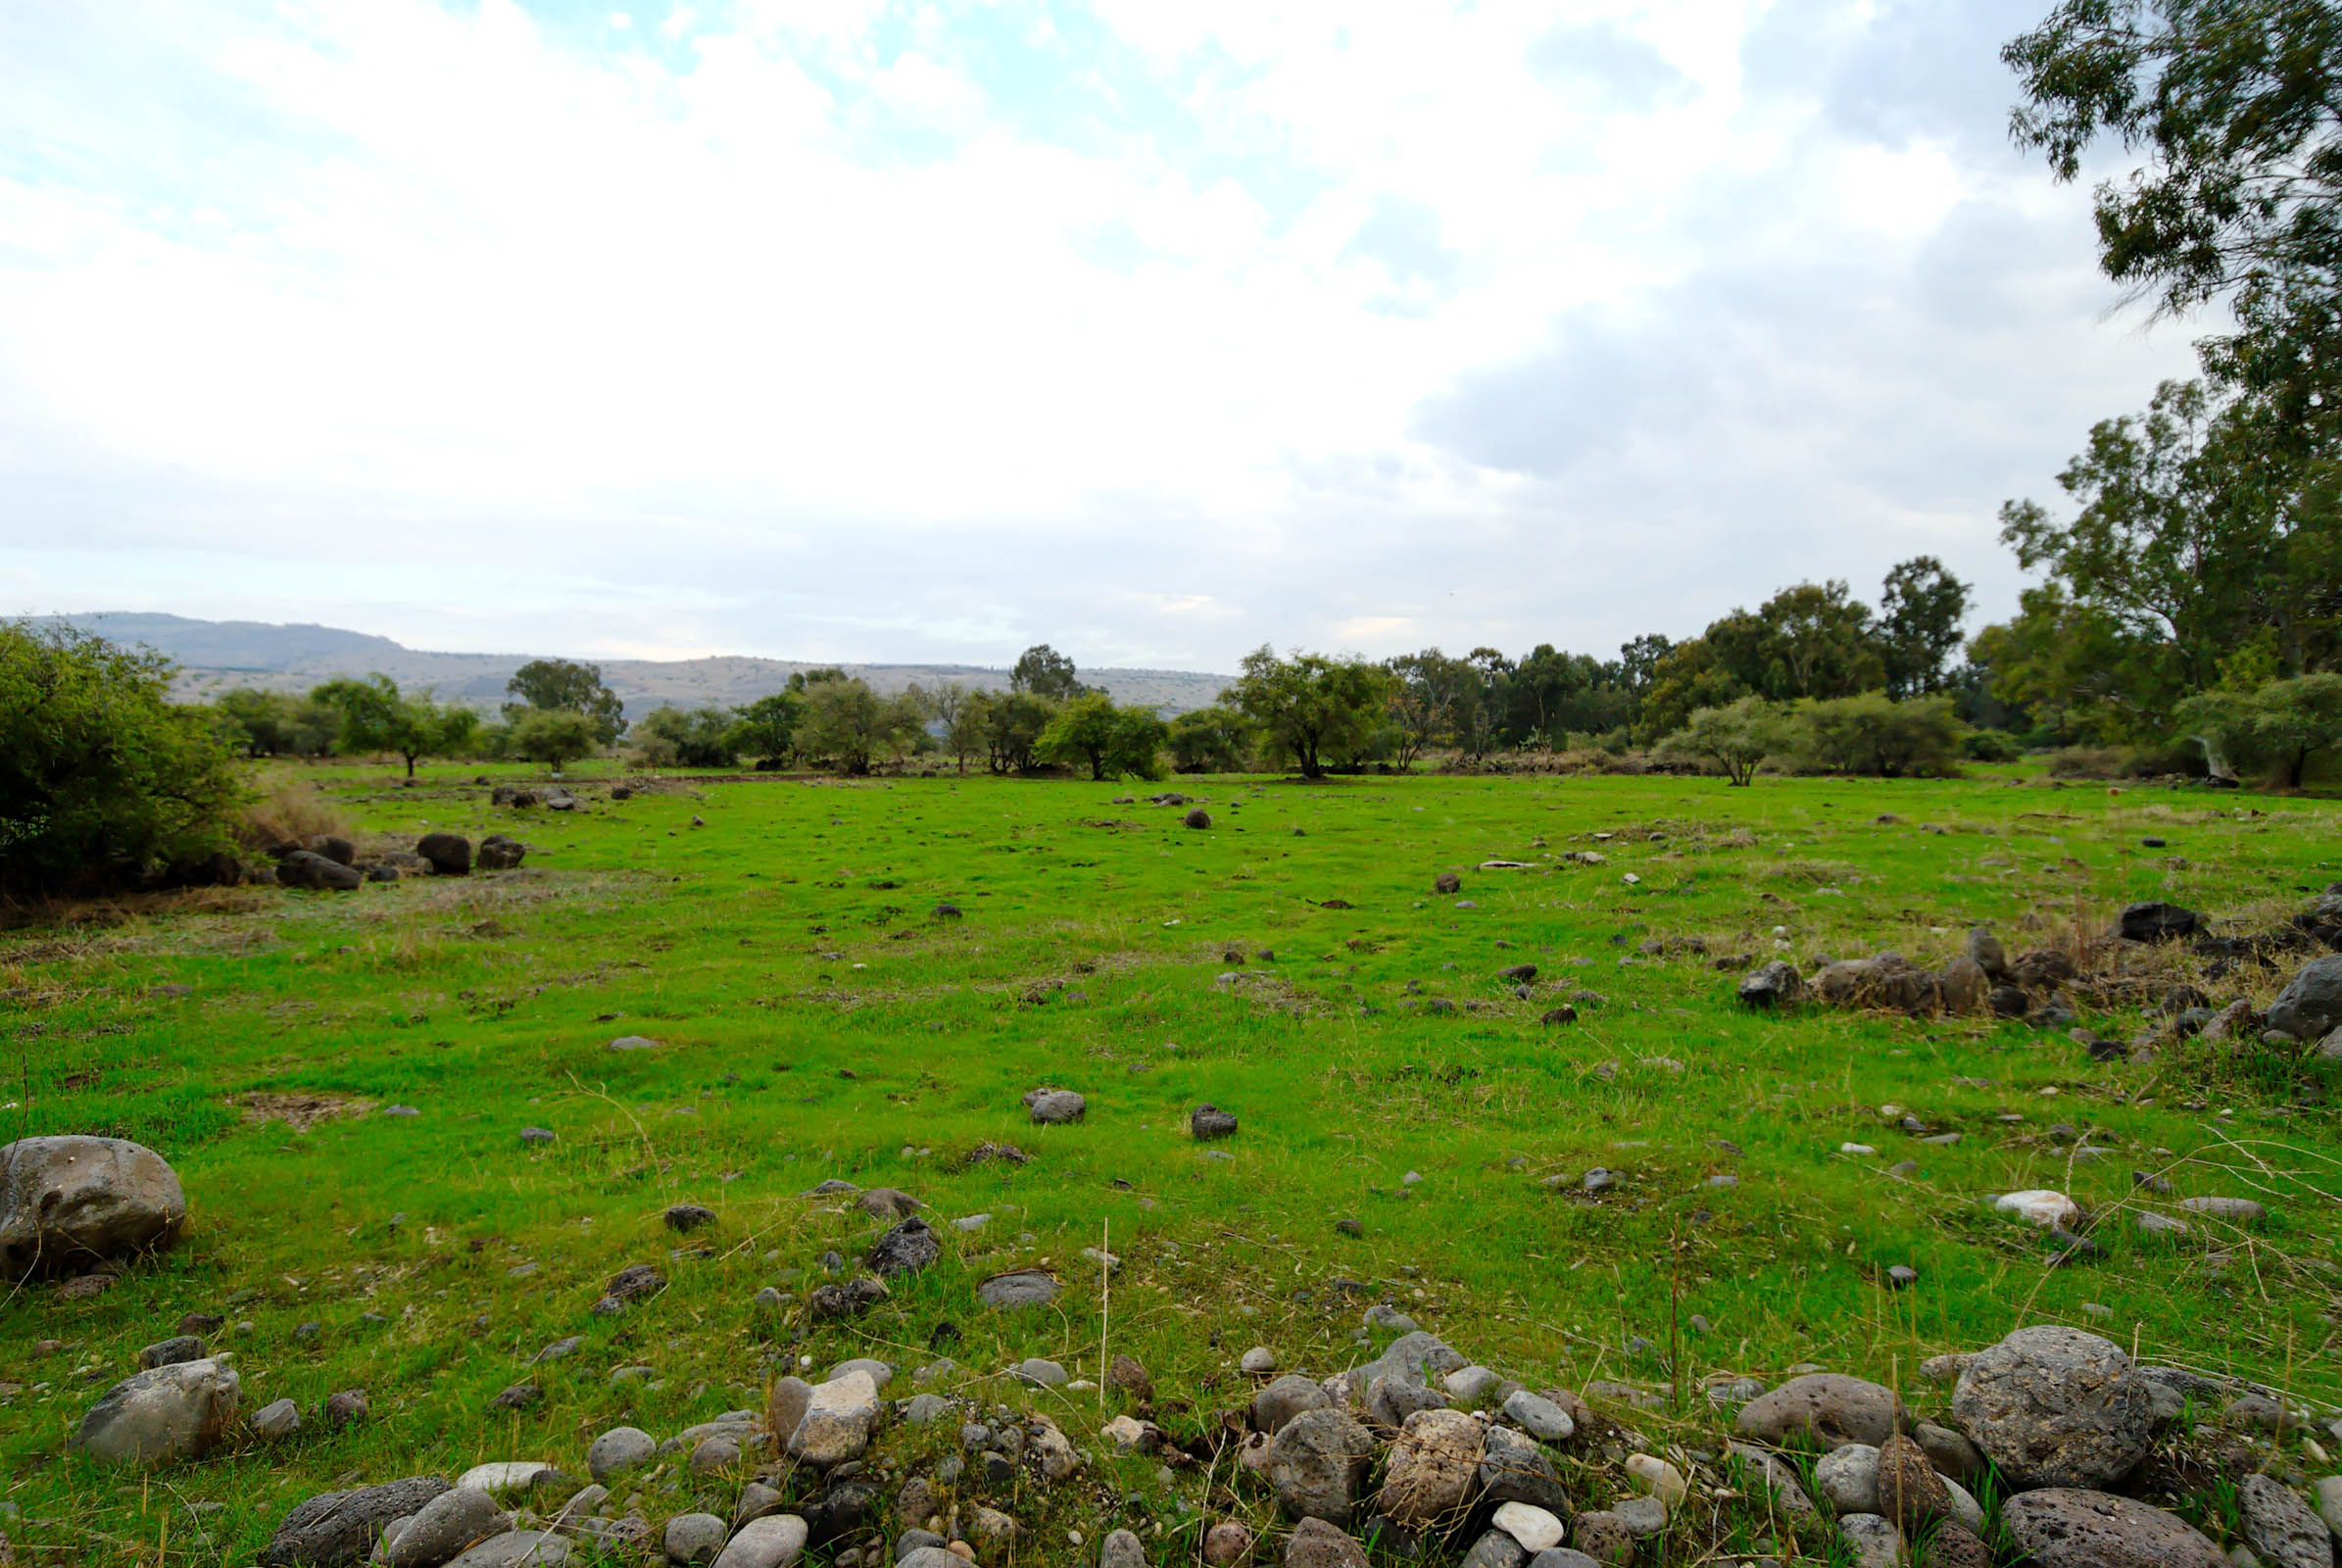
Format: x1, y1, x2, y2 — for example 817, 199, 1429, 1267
6, 763, 2341, 1563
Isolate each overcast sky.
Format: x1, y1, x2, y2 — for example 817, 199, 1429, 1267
0, 0, 2201, 671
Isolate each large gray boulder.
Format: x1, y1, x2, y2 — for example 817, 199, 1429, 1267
2000, 1489, 2225, 1568
264, 1477, 453, 1566
2269, 956, 2342, 1041
72, 1358, 239, 1465
1733, 1373, 1906, 1450
1, 1135, 186, 1278
278, 850, 364, 891
1952, 1326, 2153, 1490
1269, 1407, 1377, 1526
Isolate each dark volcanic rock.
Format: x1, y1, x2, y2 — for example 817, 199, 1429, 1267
2120, 902, 2203, 943
2000, 1489, 2224, 1568
1192, 1104, 1240, 1141
415, 833, 471, 875
263, 1477, 452, 1566
866, 1217, 941, 1277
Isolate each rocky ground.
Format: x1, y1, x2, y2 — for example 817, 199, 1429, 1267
9, 768, 2342, 1564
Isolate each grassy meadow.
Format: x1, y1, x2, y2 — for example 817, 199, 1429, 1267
5, 762, 2342, 1562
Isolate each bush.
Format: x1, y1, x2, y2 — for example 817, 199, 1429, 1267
1964, 728, 2025, 762
1656, 696, 1798, 785
0, 621, 248, 897
632, 705, 739, 768
1797, 693, 1968, 777
510, 709, 601, 771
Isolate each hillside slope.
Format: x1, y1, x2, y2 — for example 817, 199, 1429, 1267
51, 612, 1234, 716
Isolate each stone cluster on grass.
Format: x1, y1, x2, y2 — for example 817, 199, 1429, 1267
40, 1164, 2342, 1568
1733, 888, 2342, 1067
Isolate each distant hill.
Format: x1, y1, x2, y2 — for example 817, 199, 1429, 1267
49, 612, 1235, 717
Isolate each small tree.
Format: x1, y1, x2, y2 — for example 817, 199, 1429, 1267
0, 622, 247, 896
312, 674, 480, 778
510, 709, 600, 772
1038, 694, 1118, 779
1010, 644, 1091, 702
1040, 694, 1167, 780
984, 691, 1055, 774
1168, 705, 1256, 772
1799, 693, 1970, 777
632, 705, 739, 768
798, 678, 922, 774
1225, 647, 1393, 778
1659, 696, 1796, 785
946, 689, 994, 773
505, 658, 626, 745
729, 692, 804, 766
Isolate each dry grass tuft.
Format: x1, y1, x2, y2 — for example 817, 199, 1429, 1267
237, 772, 353, 852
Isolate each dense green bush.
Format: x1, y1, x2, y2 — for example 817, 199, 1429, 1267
509, 709, 601, 771
1964, 727, 2025, 762
631, 704, 740, 768
1797, 693, 1969, 777
0, 621, 247, 897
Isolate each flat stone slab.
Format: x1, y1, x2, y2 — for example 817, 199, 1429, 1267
978, 1271, 1059, 1309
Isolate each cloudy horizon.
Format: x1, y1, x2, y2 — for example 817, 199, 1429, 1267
1, 0, 2204, 673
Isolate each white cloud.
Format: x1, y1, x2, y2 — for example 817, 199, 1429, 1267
0, 0, 2199, 669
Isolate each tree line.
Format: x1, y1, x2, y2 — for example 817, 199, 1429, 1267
1962, 0, 2342, 783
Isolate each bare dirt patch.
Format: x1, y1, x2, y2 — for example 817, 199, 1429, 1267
234, 1092, 370, 1130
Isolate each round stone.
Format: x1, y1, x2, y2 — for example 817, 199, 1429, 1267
1952, 1327, 2154, 1490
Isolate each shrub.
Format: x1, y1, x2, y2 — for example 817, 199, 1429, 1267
1657, 696, 1798, 785
510, 709, 601, 771
632, 705, 739, 768
1798, 693, 1968, 777
0, 621, 248, 898
1964, 728, 2025, 762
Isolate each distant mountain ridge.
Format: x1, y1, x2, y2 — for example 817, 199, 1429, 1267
51, 612, 1236, 717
